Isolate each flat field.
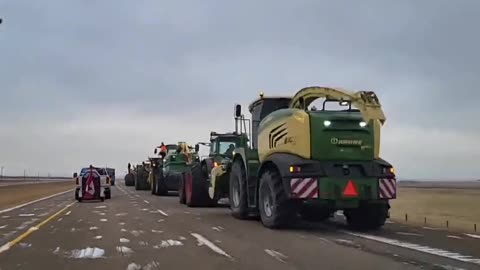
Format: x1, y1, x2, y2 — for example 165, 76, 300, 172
390, 182, 480, 233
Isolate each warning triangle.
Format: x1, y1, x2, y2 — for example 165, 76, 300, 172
343, 180, 359, 197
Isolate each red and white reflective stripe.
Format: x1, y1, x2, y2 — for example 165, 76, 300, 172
379, 178, 396, 199
290, 178, 318, 199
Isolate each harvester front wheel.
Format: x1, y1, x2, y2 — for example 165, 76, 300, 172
229, 160, 249, 219
344, 204, 388, 231
185, 164, 212, 207
258, 169, 296, 229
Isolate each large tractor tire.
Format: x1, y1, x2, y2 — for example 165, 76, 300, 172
124, 173, 135, 186
135, 172, 149, 191
258, 169, 297, 229
155, 171, 169, 196
344, 204, 389, 231
229, 159, 249, 219
151, 174, 157, 195
105, 189, 111, 199
178, 173, 186, 204
185, 164, 213, 207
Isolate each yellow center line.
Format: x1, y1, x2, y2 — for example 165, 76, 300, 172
0, 201, 76, 255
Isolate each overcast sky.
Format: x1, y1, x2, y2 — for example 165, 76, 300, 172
0, 0, 479, 180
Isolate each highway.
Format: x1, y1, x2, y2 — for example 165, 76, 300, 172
0, 181, 479, 270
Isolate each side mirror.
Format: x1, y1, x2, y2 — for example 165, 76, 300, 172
195, 144, 200, 152
73, 172, 78, 178
234, 104, 242, 118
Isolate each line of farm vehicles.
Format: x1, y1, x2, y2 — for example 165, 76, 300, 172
124, 86, 398, 230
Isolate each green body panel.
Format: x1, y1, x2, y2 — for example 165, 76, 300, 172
318, 177, 379, 202
244, 147, 260, 178
309, 111, 375, 161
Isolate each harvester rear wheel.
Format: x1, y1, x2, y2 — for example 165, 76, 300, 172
258, 169, 296, 229
185, 164, 212, 207
229, 160, 249, 219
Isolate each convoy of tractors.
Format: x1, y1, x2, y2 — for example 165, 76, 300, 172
123, 86, 397, 230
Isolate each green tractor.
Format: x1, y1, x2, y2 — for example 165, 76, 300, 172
150, 142, 200, 196
134, 161, 151, 191
179, 131, 249, 207
226, 86, 396, 230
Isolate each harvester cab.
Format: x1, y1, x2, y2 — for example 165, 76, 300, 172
228, 86, 396, 230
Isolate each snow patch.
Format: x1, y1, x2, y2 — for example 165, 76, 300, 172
95, 206, 107, 209
179, 236, 187, 240
69, 247, 105, 259
157, 210, 169, 217
70, 228, 76, 232
1, 216, 10, 219
57, 218, 63, 222
0, 225, 7, 229
191, 233, 232, 258
94, 236, 103, 240
53, 247, 60, 254
143, 200, 150, 204
116, 246, 134, 256
127, 263, 141, 270
65, 211, 72, 216
151, 230, 163, 234
19, 213, 35, 217
121, 228, 127, 232
139, 241, 149, 246
447, 235, 463, 239
157, 219, 165, 223
100, 219, 108, 222
19, 242, 32, 248
120, 238, 130, 243
119, 222, 126, 226
130, 230, 141, 237
142, 261, 160, 270
265, 249, 287, 263
154, 240, 183, 248
212, 226, 224, 232
116, 213, 128, 217
89, 226, 98, 231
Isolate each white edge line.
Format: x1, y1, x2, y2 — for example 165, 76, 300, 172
345, 231, 480, 265
0, 189, 75, 214
157, 209, 169, 217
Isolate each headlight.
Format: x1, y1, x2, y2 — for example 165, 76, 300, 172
323, 120, 331, 127
359, 121, 367, 127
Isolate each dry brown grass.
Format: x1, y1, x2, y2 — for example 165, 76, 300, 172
0, 181, 75, 211
390, 187, 480, 233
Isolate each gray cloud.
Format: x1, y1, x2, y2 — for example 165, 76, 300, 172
1, 0, 479, 179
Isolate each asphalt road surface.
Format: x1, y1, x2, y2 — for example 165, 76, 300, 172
1, 181, 479, 270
